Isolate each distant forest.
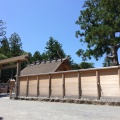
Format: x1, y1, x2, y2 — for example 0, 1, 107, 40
0, 20, 94, 83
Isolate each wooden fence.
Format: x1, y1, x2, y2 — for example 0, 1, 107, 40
19, 66, 120, 99
0, 83, 9, 93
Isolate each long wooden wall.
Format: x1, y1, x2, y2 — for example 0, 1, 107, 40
19, 66, 120, 99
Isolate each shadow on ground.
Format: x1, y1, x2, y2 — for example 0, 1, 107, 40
0, 117, 3, 120
0, 93, 9, 98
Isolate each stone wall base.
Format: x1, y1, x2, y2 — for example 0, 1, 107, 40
11, 96, 120, 106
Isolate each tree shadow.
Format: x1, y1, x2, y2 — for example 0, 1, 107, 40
0, 93, 9, 98
0, 117, 3, 120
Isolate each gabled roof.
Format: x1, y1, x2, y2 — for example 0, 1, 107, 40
20, 58, 71, 76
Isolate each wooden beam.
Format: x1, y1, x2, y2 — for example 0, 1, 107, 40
62, 73, 65, 98
1, 64, 17, 70
0, 54, 28, 65
48, 74, 51, 98
78, 72, 81, 99
96, 70, 101, 100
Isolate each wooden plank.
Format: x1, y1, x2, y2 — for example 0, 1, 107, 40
1, 64, 17, 70
51, 74, 62, 97
100, 69, 119, 97
49, 74, 51, 98
62, 73, 65, 98
19, 77, 27, 96
37, 76, 39, 97
26, 77, 29, 97
118, 69, 120, 88
78, 72, 81, 99
0, 66, 1, 80
39, 75, 49, 97
0, 54, 28, 65
28, 76, 37, 96
65, 73, 78, 98
96, 70, 101, 100
81, 71, 97, 97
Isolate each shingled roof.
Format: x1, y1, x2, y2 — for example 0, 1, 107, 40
20, 58, 71, 76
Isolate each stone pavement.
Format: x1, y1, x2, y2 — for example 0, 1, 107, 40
0, 95, 120, 120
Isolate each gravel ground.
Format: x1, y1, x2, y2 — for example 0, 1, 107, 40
0, 96, 120, 120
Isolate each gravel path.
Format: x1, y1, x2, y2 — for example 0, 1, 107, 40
0, 96, 120, 120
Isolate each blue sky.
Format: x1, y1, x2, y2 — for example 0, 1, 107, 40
1, 0, 119, 67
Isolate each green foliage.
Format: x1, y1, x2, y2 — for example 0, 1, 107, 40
79, 62, 94, 69
41, 52, 48, 60
27, 52, 33, 64
33, 51, 42, 61
44, 37, 66, 59
102, 58, 112, 67
0, 36, 10, 57
9, 33, 23, 57
0, 53, 7, 60
0, 20, 6, 36
71, 63, 80, 70
67, 55, 79, 70
76, 0, 120, 63
0, 32, 24, 82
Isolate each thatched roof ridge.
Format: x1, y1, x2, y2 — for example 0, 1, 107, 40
20, 58, 70, 76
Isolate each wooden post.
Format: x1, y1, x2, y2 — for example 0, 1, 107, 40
10, 79, 15, 99
96, 70, 101, 100
118, 69, 120, 87
0, 65, 2, 81
37, 76, 39, 97
62, 73, 65, 98
26, 77, 29, 97
0, 69, 1, 81
49, 74, 51, 98
78, 72, 81, 99
15, 61, 21, 97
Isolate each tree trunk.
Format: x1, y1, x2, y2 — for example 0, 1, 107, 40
107, 33, 119, 66
107, 45, 119, 66
112, 46, 119, 65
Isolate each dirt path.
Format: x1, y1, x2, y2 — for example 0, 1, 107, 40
0, 96, 120, 120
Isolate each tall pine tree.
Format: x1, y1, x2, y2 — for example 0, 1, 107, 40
0, 36, 10, 57
0, 20, 6, 37
44, 37, 66, 60
9, 33, 23, 57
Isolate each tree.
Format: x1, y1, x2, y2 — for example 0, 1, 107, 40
0, 36, 10, 57
71, 62, 80, 70
0, 53, 7, 60
9, 33, 23, 57
27, 52, 33, 64
0, 20, 6, 36
76, 0, 120, 66
44, 37, 66, 59
41, 52, 48, 60
66, 55, 80, 70
33, 51, 42, 61
79, 62, 94, 69
102, 58, 112, 67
